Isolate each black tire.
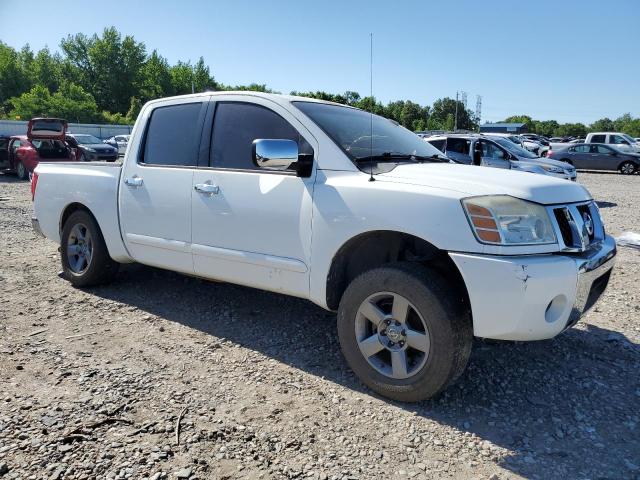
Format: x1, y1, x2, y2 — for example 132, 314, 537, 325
337, 262, 472, 402
60, 210, 119, 287
16, 161, 28, 180
619, 161, 637, 175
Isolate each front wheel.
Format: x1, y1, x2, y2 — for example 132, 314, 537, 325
619, 161, 637, 175
337, 262, 472, 402
60, 210, 119, 287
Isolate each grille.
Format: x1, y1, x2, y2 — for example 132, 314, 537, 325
553, 208, 574, 247
550, 201, 603, 251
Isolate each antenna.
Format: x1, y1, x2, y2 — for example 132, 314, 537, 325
368, 33, 375, 182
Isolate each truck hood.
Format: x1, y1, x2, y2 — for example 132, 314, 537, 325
376, 163, 591, 205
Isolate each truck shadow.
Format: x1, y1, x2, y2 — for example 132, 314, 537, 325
92, 263, 639, 479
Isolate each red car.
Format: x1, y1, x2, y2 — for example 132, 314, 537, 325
2, 118, 76, 180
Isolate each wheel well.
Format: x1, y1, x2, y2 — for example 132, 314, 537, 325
618, 160, 638, 170
325, 230, 470, 312
59, 203, 96, 235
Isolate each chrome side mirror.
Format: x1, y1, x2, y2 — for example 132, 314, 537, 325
252, 139, 298, 171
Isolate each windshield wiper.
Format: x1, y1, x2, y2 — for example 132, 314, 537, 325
355, 152, 449, 163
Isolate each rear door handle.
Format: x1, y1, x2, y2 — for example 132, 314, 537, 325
124, 176, 143, 187
194, 182, 220, 195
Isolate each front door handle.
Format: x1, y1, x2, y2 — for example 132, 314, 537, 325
194, 182, 220, 195
124, 176, 143, 187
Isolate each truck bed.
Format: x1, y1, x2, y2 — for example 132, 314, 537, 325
33, 161, 132, 262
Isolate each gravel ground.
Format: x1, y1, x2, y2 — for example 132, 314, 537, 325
0, 171, 639, 480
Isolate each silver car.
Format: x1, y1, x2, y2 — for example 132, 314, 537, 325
426, 134, 577, 181
548, 143, 640, 175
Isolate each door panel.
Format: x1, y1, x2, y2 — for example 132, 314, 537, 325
120, 165, 194, 273
192, 169, 315, 297
118, 98, 208, 274
191, 96, 317, 297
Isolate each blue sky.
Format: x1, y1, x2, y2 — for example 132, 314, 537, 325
1, 0, 639, 124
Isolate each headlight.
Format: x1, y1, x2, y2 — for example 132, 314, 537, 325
541, 165, 564, 174
84, 147, 96, 152
462, 195, 557, 245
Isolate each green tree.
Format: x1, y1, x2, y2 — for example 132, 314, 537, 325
0, 42, 30, 104
431, 97, 477, 131
590, 117, 615, 132
31, 47, 64, 93
7, 84, 52, 119
554, 122, 587, 137
7, 82, 98, 122
140, 50, 172, 102
61, 27, 146, 114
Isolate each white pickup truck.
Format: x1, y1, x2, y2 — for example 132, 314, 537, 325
32, 92, 616, 402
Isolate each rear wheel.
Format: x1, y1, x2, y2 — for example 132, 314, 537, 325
16, 161, 28, 180
337, 262, 472, 402
619, 161, 637, 175
60, 210, 119, 287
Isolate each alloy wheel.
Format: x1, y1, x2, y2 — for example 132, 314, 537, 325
66, 223, 93, 274
355, 292, 430, 380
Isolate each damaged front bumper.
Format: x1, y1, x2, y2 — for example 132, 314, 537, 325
449, 235, 616, 341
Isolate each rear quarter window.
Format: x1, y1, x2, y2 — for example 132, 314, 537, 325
141, 102, 204, 167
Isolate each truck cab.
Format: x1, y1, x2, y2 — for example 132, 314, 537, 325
585, 132, 640, 153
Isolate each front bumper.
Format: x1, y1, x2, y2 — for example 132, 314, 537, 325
449, 235, 616, 341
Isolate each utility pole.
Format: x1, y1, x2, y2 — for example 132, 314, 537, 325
454, 91, 459, 131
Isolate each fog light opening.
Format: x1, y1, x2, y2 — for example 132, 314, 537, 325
545, 294, 568, 324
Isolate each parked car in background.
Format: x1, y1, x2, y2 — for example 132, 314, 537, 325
66, 134, 118, 162
548, 143, 640, 174
0, 118, 75, 179
104, 134, 130, 155
31, 92, 615, 402
489, 133, 549, 157
426, 134, 576, 180
584, 132, 640, 153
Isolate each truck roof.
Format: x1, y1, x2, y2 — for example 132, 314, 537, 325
143, 91, 356, 110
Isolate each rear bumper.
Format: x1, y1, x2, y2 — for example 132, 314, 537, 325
450, 235, 616, 341
31, 216, 45, 238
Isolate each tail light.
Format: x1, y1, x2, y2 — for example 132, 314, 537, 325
31, 171, 39, 201
547, 150, 554, 158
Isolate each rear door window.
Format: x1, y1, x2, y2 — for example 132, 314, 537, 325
141, 102, 204, 167
594, 145, 614, 154
573, 145, 590, 153
590, 134, 606, 143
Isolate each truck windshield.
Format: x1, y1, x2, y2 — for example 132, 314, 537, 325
293, 101, 444, 164
490, 137, 538, 159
